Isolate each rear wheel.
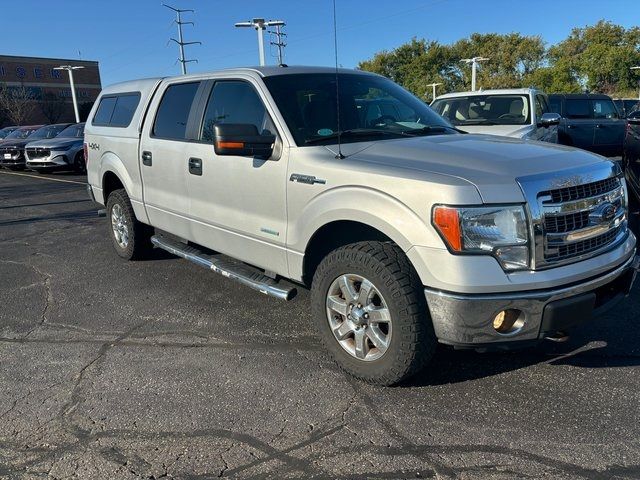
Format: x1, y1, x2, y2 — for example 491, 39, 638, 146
311, 241, 436, 386
106, 188, 153, 260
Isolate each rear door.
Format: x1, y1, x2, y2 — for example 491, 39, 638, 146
563, 98, 596, 151
139, 80, 205, 238
592, 97, 625, 157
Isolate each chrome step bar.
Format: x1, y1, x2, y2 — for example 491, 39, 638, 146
151, 235, 296, 301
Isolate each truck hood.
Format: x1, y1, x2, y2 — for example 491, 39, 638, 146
456, 124, 533, 138
26, 137, 82, 149
344, 134, 605, 203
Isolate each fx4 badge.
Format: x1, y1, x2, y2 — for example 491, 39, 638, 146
88, 143, 100, 150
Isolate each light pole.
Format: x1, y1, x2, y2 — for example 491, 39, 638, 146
631, 66, 640, 101
461, 57, 489, 91
53, 65, 84, 123
426, 82, 442, 101
235, 18, 285, 66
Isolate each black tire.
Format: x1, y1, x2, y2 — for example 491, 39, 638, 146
311, 241, 436, 386
73, 151, 86, 174
106, 188, 153, 260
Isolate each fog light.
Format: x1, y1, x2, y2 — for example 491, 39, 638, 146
493, 309, 524, 334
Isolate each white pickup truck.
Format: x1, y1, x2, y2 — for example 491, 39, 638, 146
85, 66, 638, 385
431, 88, 560, 143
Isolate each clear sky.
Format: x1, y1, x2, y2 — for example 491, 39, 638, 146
1, 0, 637, 86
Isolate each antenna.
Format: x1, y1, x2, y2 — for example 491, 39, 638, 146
164, 4, 201, 75
332, 0, 344, 159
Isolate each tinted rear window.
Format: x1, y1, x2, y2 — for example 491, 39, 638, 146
93, 97, 117, 125
565, 99, 592, 119
92, 93, 141, 127
153, 82, 200, 140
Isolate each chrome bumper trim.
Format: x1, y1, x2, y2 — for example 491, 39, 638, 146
425, 252, 638, 346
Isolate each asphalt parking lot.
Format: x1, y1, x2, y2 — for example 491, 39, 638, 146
0, 170, 639, 480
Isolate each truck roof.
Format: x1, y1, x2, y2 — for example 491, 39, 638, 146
99, 66, 375, 96
434, 88, 542, 101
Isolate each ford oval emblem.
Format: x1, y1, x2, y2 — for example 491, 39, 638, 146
589, 202, 617, 224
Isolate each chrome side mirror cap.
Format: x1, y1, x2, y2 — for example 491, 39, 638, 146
539, 113, 561, 127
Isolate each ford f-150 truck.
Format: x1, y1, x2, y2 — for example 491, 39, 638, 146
85, 66, 639, 385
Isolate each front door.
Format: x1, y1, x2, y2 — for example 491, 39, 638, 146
139, 80, 204, 238
185, 78, 290, 275
562, 98, 596, 151
592, 98, 625, 157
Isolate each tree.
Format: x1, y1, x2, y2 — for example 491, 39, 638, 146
0, 84, 36, 126
40, 92, 67, 123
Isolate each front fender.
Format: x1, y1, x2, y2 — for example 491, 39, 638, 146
289, 185, 441, 255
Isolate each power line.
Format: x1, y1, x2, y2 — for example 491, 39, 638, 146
269, 23, 287, 66
163, 4, 201, 75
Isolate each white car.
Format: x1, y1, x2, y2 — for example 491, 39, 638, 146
431, 88, 560, 143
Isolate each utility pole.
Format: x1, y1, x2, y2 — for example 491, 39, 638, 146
631, 66, 640, 101
53, 65, 83, 123
461, 57, 489, 91
164, 4, 201, 75
235, 18, 285, 66
426, 82, 442, 101
269, 23, 287, 66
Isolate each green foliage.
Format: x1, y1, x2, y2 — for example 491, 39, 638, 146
358, 21, 640, 99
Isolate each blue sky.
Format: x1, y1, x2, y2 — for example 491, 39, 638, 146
1, 0, 637, 86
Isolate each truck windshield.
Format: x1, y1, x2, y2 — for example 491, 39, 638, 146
262, 73, 453, 146
431, 94, 531, 126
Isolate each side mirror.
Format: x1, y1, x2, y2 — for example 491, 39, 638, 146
213, 123, 276, 159
539, 112, 561, 127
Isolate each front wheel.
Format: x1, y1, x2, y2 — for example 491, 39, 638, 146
311, 241, 436, 386
106, 188, 153, 260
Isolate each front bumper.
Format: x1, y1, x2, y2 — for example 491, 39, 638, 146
425, 253, 639, 348
0, 157, 25, 168
26, 151, 71, 170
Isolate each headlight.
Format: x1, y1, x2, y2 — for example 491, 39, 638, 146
433, 205, 530, 271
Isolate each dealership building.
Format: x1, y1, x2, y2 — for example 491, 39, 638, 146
0, 55, 102, 126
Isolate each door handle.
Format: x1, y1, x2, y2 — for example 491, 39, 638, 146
142, 151, 152, 166
188, 157, 202, 176
595, 124, 602, 128
567, 125, 575, 129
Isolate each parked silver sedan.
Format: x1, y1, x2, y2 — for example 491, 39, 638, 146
25, 123, 85, 173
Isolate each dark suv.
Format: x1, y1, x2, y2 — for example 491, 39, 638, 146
548, 94, 625, 157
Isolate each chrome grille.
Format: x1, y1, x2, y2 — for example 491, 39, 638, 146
517, 163, 629, 269
544, 210, 590, 233
26, 147, 50, 159
545, 224, 622, 261
544, 177, 620, 203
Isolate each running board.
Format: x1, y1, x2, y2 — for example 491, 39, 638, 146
151, 235, 296, 301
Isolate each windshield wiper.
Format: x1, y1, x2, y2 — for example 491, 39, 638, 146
305, 129, 404, 145
401, 125, 461, 136
458, 120, 498, 126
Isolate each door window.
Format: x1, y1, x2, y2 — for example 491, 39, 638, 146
153, 82, 201, 140
592, 99, 619, 119
565, 99, 592, 119
200, 81, 273, 142
548, 97, 562, 115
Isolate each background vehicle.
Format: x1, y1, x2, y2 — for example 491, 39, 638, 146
0, 126, 18, 140
0, 125, 44, 170
431, 88, 560, 142
613, 98, 640, 118
548, 93, 625, 157
624, 110, 640, 202
26, 123, 86, 173
85, 67, 638, 386
0, 123, 71, 170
